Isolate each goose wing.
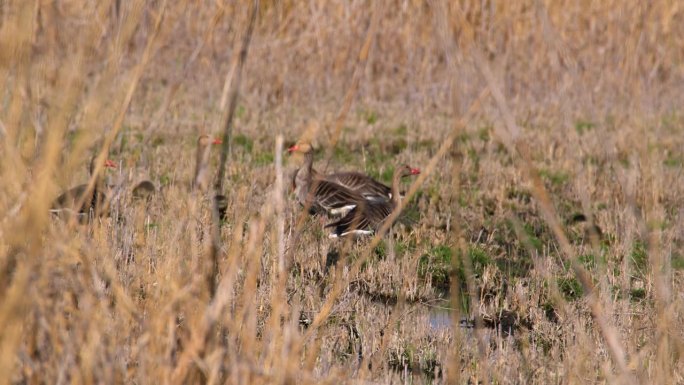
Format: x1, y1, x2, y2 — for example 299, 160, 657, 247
325, 199, 394, 237
53, 185, 109, 214
308, 179, 361, 216
326, 172, 392, 201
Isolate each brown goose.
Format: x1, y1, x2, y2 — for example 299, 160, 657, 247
288, 142, 364, 216
325, 165, 420, 238
288, 142, 419, 202
51, 156, 117, 219
132, 180, 156, 201
326, 168, 418, 202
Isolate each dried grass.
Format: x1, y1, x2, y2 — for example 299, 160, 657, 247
1, 1, 683, 384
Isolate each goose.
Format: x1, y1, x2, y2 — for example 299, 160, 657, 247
51, 156, 117, 219
326, 165, 420, 238
288, 142, 364, 216
325, 167, 418, 202
288, 142, 419, 202
132, 180, 156, 201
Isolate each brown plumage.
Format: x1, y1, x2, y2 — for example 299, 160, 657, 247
288, 142, 418, 202
51, 156, 117, 219
192, 134, 222, 192
325, 165, 420, 238
288, 142, 363, 216
324, 171, 392, 201
132, 180, 156, 201
325, 168, 421, 202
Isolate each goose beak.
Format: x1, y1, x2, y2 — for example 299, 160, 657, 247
410, 167, 421, 175
287, 144, 299, 153
104, 159, 117, 168
212, 138, 223, 145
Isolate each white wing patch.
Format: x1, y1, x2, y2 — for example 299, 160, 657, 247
329, 204, 356, 216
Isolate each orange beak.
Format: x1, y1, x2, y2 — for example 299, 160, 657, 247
104, 159, 117, 168
212, 138, 223, 145
410, 167, 420, 175
287, 144, 299, 153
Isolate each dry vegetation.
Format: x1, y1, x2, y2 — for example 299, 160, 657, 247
1, 0, 684, 383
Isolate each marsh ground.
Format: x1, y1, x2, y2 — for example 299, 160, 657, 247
1, 1, 684, 384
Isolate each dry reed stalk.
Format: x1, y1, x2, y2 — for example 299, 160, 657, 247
470, 45, 636, 384
320, 0, 381, 173
68, 0, 169, 229
0, 4, 116, 375
260, 135, 292, 378
431, 1, 495, 382
144, 3, 226, 139
0, 0, 34, 146
274, 135, 286, 273
634, 130, 675, 384
63, 1, 146, 175
214, 0, 259, 192
170, 210, 247, 384
204, 0, 258, 300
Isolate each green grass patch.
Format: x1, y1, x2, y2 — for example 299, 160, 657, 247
664, 154, 682, 168
630, 241, 648, 275
578, 254, 599, 270
541, 302, 559, 323
380, 166, 394, 183
363, 109, 378, 125
618, 154, 630, 167
234, 133, 254, 153
583, 155, 600, 166
389, 138, 408, 154
574, 120, 596, 135
468, 247, 492, 276
506, 188, 532, 203
425, 185, 441, 203
253, 151, 274, 166
374, 240, 387, 259
151, 135, 165, 147
478, 126, 491, 141
65, 130, 81, 146
236, 105, 246, 119
418, 245, 492, 292
557, 277, 583, 301
630, 288, 647, 301
418, 245, 452, 290
333, 146, 354, 163
417, 139, 435, 150
522, 222, 543, 251
539, 168, 570, 187
672, 254, 684, 270
455, 132, 471, 144
394, 123, 408, 136
117, 132, 129, 154
399, 206, 420, 227
395, 238, 416, 255
159, 174, 171, 187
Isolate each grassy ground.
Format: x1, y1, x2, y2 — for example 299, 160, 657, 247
1, 1, 684, 384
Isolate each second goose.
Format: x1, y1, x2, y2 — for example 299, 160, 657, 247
326, 164, 420, 238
